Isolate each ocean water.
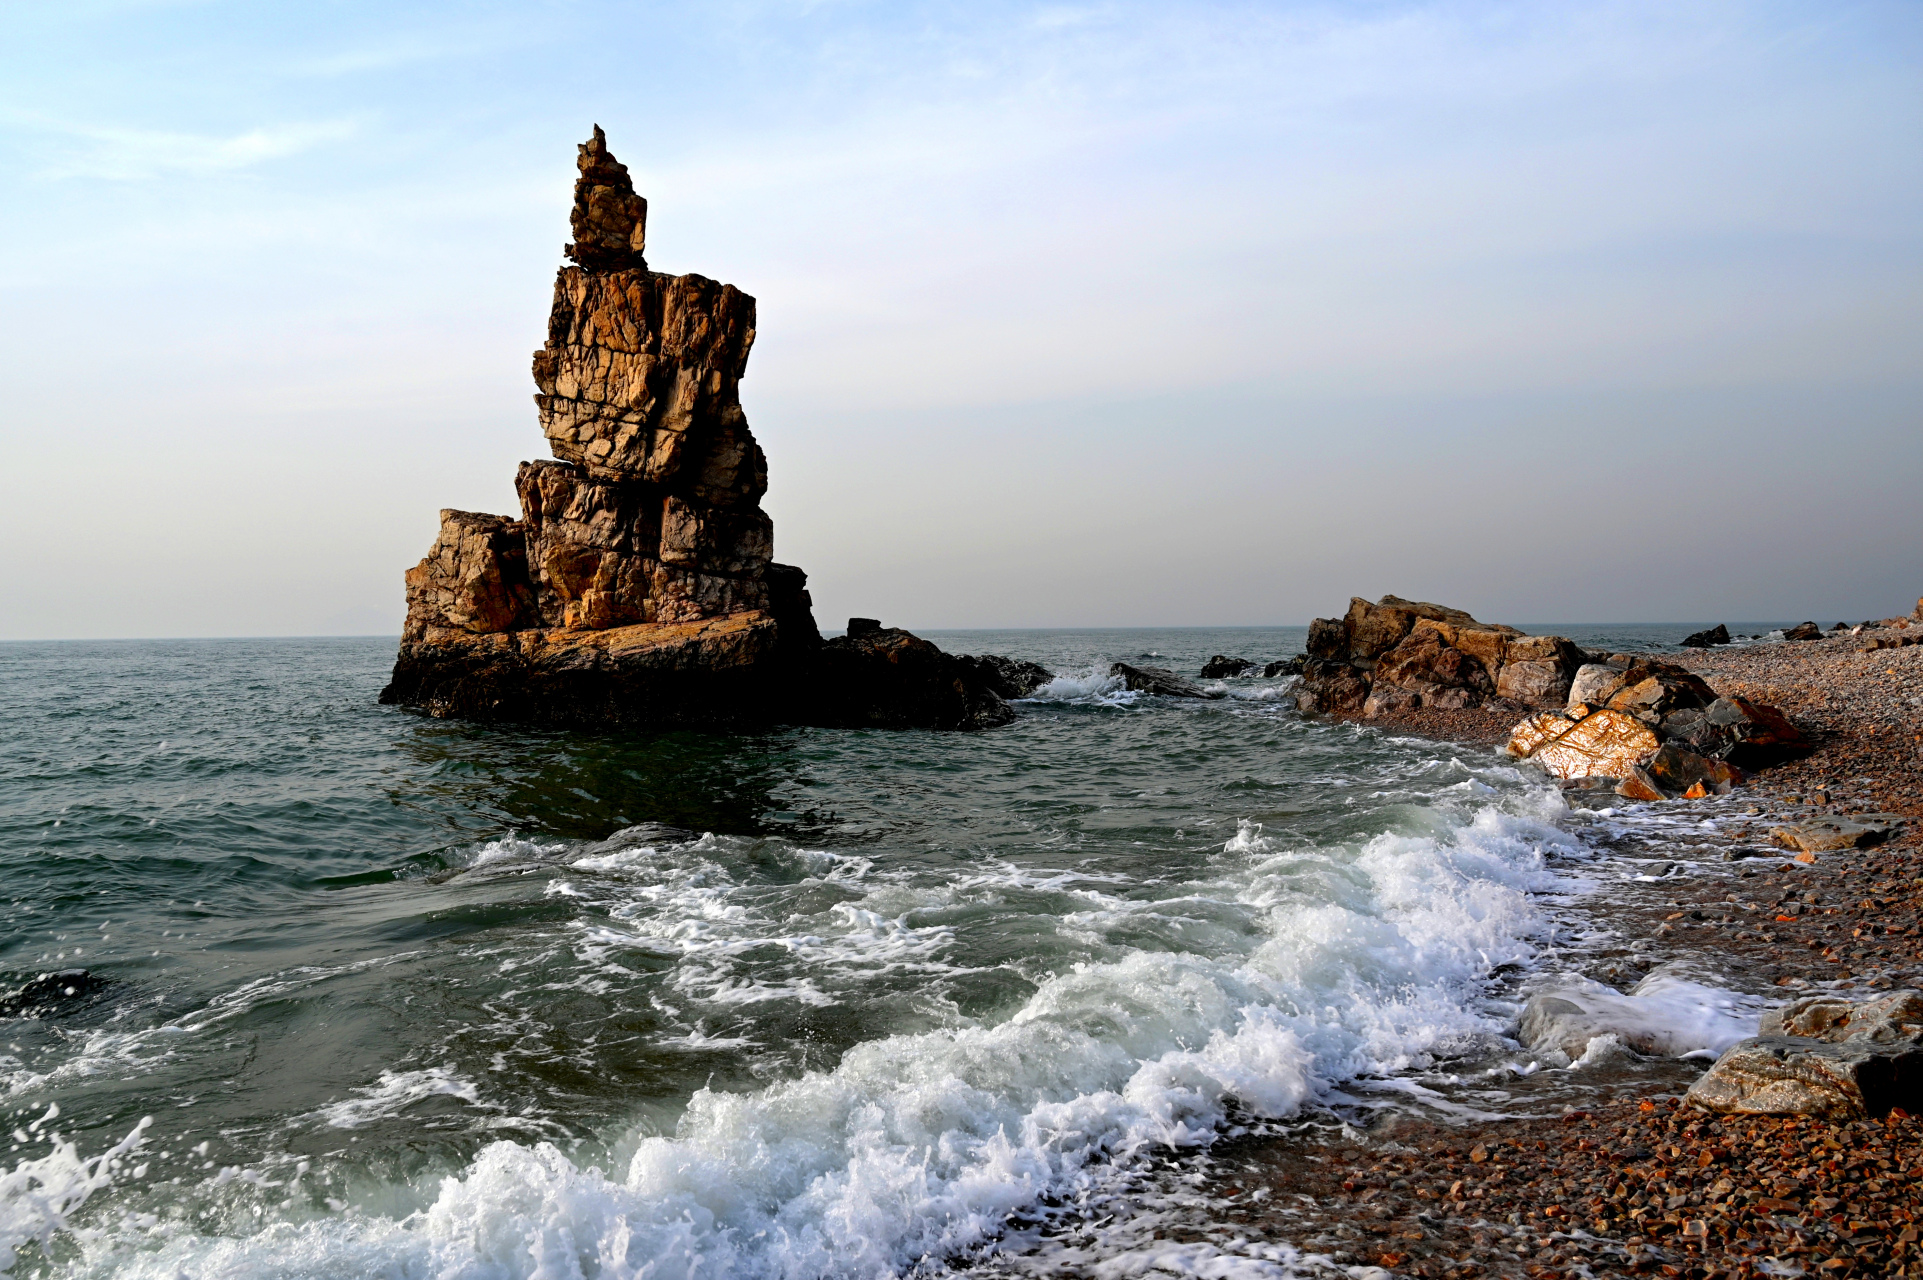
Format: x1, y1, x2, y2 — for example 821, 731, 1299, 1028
0, 626, 1774, 1279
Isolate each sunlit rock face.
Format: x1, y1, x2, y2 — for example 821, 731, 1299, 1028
381, 130, 1019, 731
394, 127, 779, 646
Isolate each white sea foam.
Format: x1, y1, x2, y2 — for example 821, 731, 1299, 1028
51, 791, 1588, 1280
1524, 965, 1766, 1064
316, 1067, 484, 1130
0, 1116, 150, 1272
1020, 666, 1138, 707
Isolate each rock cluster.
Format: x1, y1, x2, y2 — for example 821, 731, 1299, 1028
1681, 623, 1730, 648
381, 129, 1027, 731
1293, 596, 1585, 716
1688, 989, 1923, 1119
1505, 653, 1809, 800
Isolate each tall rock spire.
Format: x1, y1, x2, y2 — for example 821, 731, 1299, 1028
564, 124, 648, 272
380, 128, 1027, 731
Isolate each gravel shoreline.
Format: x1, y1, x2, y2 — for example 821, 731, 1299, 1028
1228, 634, 1923, 1278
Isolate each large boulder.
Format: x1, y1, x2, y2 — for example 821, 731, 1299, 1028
1688, 990, 1923, 1119
1494, 634, 1588, 707
1565, 655, 1718, 727
1200, 655, 1255, 678
1662, 695, 1810, 767
1337, 595, 1519, 662
1369, 624, 1495, 709
1507, 708, 1661, 782
401, 510, 540, 638
956, 654, 1054, 700
1783, 621, 1823, 641
1642, 742, 1743, 796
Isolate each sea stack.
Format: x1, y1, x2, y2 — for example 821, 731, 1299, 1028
380, 128, 1023, 730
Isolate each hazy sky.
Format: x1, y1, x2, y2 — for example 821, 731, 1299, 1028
3, 0, 1920, 638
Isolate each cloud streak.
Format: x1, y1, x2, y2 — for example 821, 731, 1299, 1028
5, 113, 358, 180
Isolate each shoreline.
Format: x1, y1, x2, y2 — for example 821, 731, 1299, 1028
1220, 635, 1923, 1277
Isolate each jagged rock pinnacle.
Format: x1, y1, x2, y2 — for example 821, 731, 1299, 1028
564, 124, 648, 273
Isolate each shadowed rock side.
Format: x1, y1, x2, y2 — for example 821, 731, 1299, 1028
381, 129, 1021, 730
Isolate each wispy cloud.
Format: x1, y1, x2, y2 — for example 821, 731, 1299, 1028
6, 114, 357, 180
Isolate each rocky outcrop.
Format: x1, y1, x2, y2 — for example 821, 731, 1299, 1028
1504, 649, 1808, 798
1681, 624, 1730, 648
1294, 596, 1583, 716
381, 129, 1018, 731
1200, 655, 1254, 679
1688, 990, 1923, 1119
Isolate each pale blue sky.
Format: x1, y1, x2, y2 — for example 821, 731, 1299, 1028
3, 1, 1919, 637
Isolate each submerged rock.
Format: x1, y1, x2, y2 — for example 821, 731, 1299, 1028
380, 130, 1016, 732
0, 970, 108, 1019
1110, 663, 1223, 700
1199, 655, 1254, 678
1688, 990, 1923, 1118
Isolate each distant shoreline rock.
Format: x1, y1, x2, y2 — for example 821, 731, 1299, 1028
1287, 593, 1816, 802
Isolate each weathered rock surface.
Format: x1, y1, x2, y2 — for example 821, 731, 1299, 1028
1506, 647, 1808, 795
1642, 741, 1744, 796
1200, 655, 1254, 678
1508, 708, 1661, 782
1111, 663, 1224, 700
1688, 990, 1923, 1118
1681, 623, 1731, 648
381, 609, 792, 729
1770, 813, 1906, 853
1784, 621, 1823, 641
1293, 595, 1582, 716
382, 130, 1018, 732
1659, 694, 1811, 768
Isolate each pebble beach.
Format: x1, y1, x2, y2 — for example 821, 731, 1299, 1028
1217, 629, 1923, 1278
